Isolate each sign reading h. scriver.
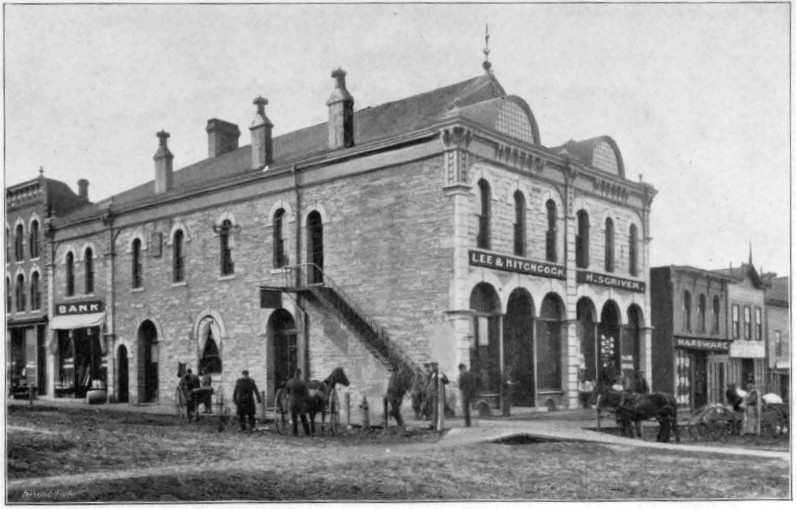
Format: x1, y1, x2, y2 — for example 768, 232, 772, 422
576, 271, 646, 293
468, 249, 566, 280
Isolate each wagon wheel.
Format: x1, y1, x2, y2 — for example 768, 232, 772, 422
274, 388, 289, 435
760, 406, 787, 438
328, 389, 340, 436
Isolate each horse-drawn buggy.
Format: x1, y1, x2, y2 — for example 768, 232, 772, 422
273, 367, 348, 436
591, 381, 681, 443
687, 399, 790, 441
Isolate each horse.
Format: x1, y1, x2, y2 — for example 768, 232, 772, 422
305, 367, 350, 434
589, 386, 634, 436
618, 392, 681, 443
386, 365, 426, 427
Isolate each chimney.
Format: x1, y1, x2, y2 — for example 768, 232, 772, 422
77, 179, 89, 201
206, 119, 241, 158
153, 130, 174, 195
327, 68, 354, 149
250, 96, 273, 170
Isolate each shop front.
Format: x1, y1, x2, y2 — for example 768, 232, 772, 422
727, 339, 766, 392
673, 336, 730, 409
49, 300, 107, 398
7, 319, 48, 397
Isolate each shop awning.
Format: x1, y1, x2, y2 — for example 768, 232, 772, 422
49, 312, 106, 330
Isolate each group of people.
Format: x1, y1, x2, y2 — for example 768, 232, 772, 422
178, 367, 215, 422
726, 379, 765, 436
410, 362, 454, 425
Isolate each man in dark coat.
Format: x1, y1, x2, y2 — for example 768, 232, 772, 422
233, 370, 261, 431
180, 369, 201, 422
285, 369, 311, 436
458, 363, 479, 427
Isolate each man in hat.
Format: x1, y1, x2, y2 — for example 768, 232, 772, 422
233, 370, 261, 431
741, 378, 760, 436
284, 368, 311, 436
458, 363, 479, 427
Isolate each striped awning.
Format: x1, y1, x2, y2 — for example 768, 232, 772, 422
49, 312, 106, 330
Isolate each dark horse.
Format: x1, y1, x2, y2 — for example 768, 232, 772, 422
386, 365, 427, 427
305, 367, 350, 434
591, 383, 680, 443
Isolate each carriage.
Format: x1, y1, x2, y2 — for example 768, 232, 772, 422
273, 386, 341, 435
273, 367, 348, 436
687, 402, 790, 441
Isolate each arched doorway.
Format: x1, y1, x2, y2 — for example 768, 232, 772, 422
598, 301, 621, 385
117, 345, 129, 403
137, 320, 159, 403
505, 288, 535, 406
469, 283, 501, 397
626, 305, 644, 373
267, 309, 298, 403
537, 293, 564, 392
577, 298, 598, 383
307, 211, 324, 284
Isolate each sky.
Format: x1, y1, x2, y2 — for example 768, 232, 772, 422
4, 3, 791, 276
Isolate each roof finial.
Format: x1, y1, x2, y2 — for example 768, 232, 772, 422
749, 241, 753, 265
39, 166, 44, 177
482, 24, 492, 73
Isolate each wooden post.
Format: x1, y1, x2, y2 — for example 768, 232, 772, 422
436, 378, 445, 431
345, 392, 351, 426
383, 396, 389, 430
28, 386, 35, 407
260, 391, 266, 423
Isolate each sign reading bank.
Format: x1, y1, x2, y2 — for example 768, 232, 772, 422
55, 300, 104, 315
468, 249, 566, 280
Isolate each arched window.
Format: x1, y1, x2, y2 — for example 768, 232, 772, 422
29, 220, 40, 259
66, 252, 75, 296
477, 180, 491, 250
683, 291, 692, 332
173, 230, 185, 283
84, 248, 94, 293
219, 220, 234, 276
273, 209, 287, 268
576, 210, 590, 269
712, 295, 721, 334
513, 191, 526, 257
546, 200, 557, 263
132, 239, 143, 288
30, 272, 41, 310
698, 294, 706, 332
15, 274, 25, 312
6, 277, 11, 312
15, 224, 24, 261
604, 218, 615, 273
629, 224, 639, 276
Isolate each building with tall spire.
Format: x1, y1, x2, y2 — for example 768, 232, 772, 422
30, 58, 656, 415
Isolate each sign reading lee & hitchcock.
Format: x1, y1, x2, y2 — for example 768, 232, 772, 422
468, 249, 566, 280
55, 300, 104, 315
576, 271, 646, 293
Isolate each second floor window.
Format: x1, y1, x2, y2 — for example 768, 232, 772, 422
85, 248, 94, 293
629, 224, 639, 276
576, 210, 590, 269
219, 220, 234, 276
604, 218, 615, 273
743, 306, 751, 339
15, 224, 24, 261
513, 191, 526, 257
30, 220, 40, 259
173, 230, 185, 283
546, 200, 557, 263
66, 252, 75, 296
683, 290, 692, 332
477, 180, 491, 250
731, 304, 740, 339
775, 330, 783, 357
16, 274, 25, 312
712, 295, 720, 334
273, 209, 287, 268
132, 239, 143, 288
6, 277, 11, 312
698, 294, 706, 332
755, 307, 762, 341
31, 272, 41, 310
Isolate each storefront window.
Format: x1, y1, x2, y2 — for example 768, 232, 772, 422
743, 306, 751, 339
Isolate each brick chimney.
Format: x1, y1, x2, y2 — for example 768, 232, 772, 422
250, 96, 273, 170
206, 119, 241, 158
327, 68, 354, 149
77, 179, 89, 201
153, 130, 174, 195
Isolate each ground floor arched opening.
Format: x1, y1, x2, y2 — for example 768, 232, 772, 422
537, 293, 565, 394
469, 283, 501, 398
117, 345, 129, 403
267, 309, 298, 404
597, 301, 621, 385
504, 289, 535, 406
138, 320, 159, 403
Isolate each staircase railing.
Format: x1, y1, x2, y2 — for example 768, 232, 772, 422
281, 263, 419, 373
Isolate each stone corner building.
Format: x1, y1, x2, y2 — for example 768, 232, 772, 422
40, 67, 656, 413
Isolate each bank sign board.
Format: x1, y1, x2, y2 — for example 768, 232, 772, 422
674, 336, 730, 352
55, 300, 104, 315
576, 271, 646, 293
468, 249, 566, 280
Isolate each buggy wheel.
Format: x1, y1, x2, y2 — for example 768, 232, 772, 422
275, 389, 289, 435
328, 390, 340, 436
761, 406, 786, 438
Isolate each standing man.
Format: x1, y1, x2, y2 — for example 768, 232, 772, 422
741, 378, 761, 436
285, 369, 311, 436
458, 363, 478, 427
233, 370, 262, 432
200, 367, 213, 414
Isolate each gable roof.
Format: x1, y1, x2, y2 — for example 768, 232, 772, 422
60, 73, 507, 222
712, 262, 765, 289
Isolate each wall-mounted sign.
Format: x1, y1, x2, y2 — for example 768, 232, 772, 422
55, 300, 104, 315
674, 336, 730, 352
260, 288, 283, 309
577, 271, 646, 293
468, 249, 566, 280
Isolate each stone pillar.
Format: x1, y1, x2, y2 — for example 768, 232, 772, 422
563, 165, 580, 409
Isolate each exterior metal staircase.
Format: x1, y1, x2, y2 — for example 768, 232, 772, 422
274, 264, 419, 374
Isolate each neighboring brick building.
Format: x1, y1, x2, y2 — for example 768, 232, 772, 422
41, 64, 656, 414
765, 276, 789, 400
6, 170, 89, 396
650, 266, 733, 409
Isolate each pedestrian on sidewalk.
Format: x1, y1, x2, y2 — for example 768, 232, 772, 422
233, 370, 262, 432
285, 369, 311, 436
458, 363, 478, 427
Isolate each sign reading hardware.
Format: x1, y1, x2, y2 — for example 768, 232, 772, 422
468, 250, 566, 280
577, 271, 646, 293
675, 337, 730, 352
55, 300, 104, 315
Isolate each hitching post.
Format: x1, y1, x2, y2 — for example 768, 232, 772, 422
383, 396, 389, 429
345, 392, 351, 426
260, 391, 266, 423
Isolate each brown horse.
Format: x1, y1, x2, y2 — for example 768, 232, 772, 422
386, 365, 428, 426
305, 367, 350, 434
591, 384, 680, 443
